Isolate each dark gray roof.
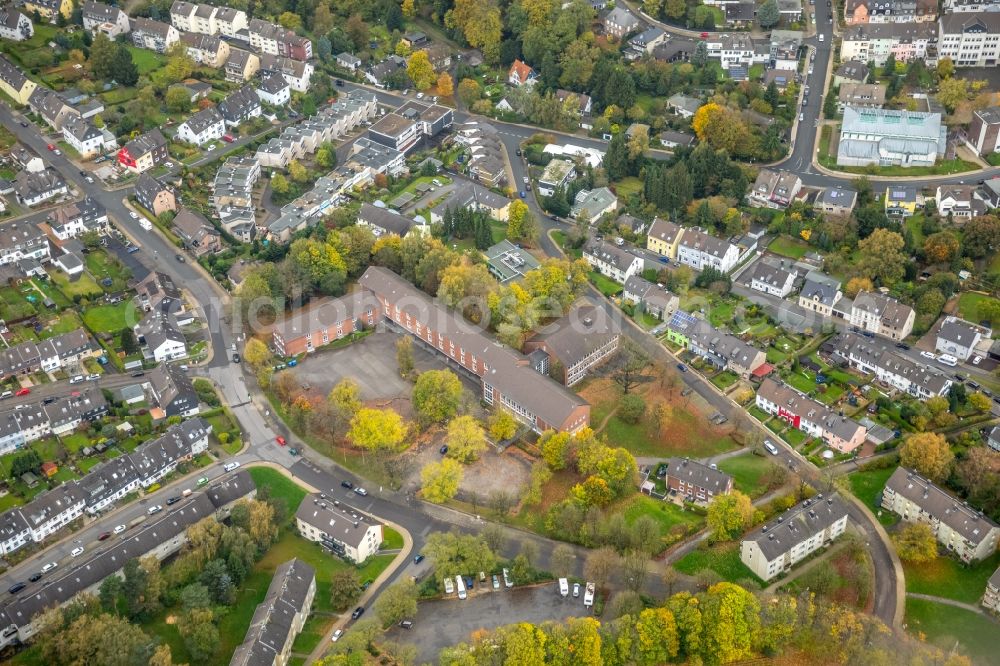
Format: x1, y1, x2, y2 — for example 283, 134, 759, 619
687, 319, 763, 367
14, 168, 66, 201
295, 494, 379, 550
145, 363, 199, 416
584, 238, 637, 272
624, 274, 654, 299
231, 558, 315, 666
206, 469, 255, 508
358, 202, 414, 237
750, 262, 795, 289
218, 85, 261, 123
256, 72, 288, 94
43, 387, 108, 430
19, 483, 85, 531
134, 172, 169, 209
664, 457, 733, 493
181, 106, 224, 135
527, 305, 620, 368
76, 456, 140, 509
938, 317, 982, 347
800, 277, 840, 306
128, 417, 210, 481
835, 60, 869, 82
744, 493, 849, 560
884, 467, 999, 547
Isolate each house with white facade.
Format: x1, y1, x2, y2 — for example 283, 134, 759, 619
749, 261, 797, 297
677, 227, 740, 272
850, 291, 915, 341
749, 169, 802, 209
176, 107, 225, 145
295, 495, 383, 563
582, 238, 643, 284
0, 7, 33, 41
135, 312, 187, 362
827, 331, 952, 399
935, 185, 988, 220
61, 116, 116, 159
131, 16, 179, 53
756, 378, 868, 452
935, 316, 989, 360
938, 14, 1000, 67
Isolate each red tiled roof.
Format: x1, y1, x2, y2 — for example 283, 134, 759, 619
751, 363, 774, 377
509, 59, 534, 84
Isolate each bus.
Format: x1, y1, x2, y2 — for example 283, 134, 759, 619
456, 575, 467, 600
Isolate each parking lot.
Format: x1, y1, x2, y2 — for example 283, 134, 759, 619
383, 583, 590, 662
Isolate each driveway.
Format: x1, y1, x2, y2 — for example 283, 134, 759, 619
383, 583, 589, 663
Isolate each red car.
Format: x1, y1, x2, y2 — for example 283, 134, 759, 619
222, 134, 235, 143
46, 144, 55, 151
98, 532, 111, 541
276, 436, 287, 446
15, 388, 29, 397
700, 32, 709, 39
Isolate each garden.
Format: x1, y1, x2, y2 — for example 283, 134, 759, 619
674, 542, 763, 588
717, 452, 782, 498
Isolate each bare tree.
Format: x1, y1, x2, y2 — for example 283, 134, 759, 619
584, 547, 619, 590
622, 550, 647, 591
610, 339, 651, 395
488, 489, 516, 517
662, 567, 680, 597
550, 544, 576, 578
481, 524, 506, 555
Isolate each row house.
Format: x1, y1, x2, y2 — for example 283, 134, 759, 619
61, 115, 117, 160
248, 18, 312, 60
827, 331, 952, 398
259, 53, 313, 92
0, 7, 33, 41
677, 227, 741, 273
118, 128, 168, 174
0, 54, 37, 105
46, 388, 108, 435
131, 17, 180, 53
840, 21, 936, 65
770, 30, 804, 70
49, 196, 109, 240
218, 85, 261, 127
582, 238, 643, 284
454, 121, 506, 187
212, 155, 260, 212
944, 0, 1000, 11
749, 169, 803, 209
983, 567, 1000, 613
523, 306, 622, 386
756, 378, 867, 452
882, 467, 1000, 562
748, 261, 798, 298
225, 48, 260, 82
215, 6, 248, 37
663, 457, 734, 504
622, 275, 679, 320
19, 483, 85, 542
28, 87, 77, 131
850, 290, 915, 341
645, 217, 685, 260
295, 498, 382, 563
0, 474, 252, 648
231, 559, 316, 666
684, 317, 767, 378
255, 90, 378, 168
82, 1, 129, 37
0, 405, 48, 456
430, 181, 511, 224
0, 223, 49, 267
128, 417, 210, 486
741, 494, 850, 581
0, 328, 94, 380
181, 31, 230, 68
22, 0, 71, 22
837, 82, 887, 110
844, 0, 937, 24
359, 266, 590, 434
134, 172, 177, 217
358, 203, 415, 238
266, 167, 374, 241
938, 13, 1000, 67
176, 106, 225, 146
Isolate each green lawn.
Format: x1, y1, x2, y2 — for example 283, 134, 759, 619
0, 437, 64, 477
249, 466, 307, 514
60, 432, 92, 454
591, 400, 738, 458
126, 46, 166, 75
0, 285, 37, 320
710, 371, 739, 391
38, 310, 84, 339
904, 551, 1000, 604
0, 492, 23, 511
51, 270, 103, 299
718, 453, 778, 498
847, 465, 898, 526
82, 301, 141, 333
957, 292, 999, 326
904, 213, 927, 247
768, 236, 811, 260
85, 250, 131, 292
589, 271, 622, 297
675, 542, 763, 587
828, 158, 979, 177
381, 526, 404, 550
905, 598, 997, 665
784, 369, 817, 394
614, 176, 643, 198
621, 495, 704, 550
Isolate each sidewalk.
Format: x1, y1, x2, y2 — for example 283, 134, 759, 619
906, 592, 994, 617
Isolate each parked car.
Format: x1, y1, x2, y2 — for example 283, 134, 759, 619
129, 211, 139, 219
98, 532, 111, 541
573, 582, 580, 598
351, 606, 365, 619
413, 554, 425, 564
175, 254, 186, 263
492, 574, 500, 590
166, 496, 181, 505
920, 351, 937, 360
46, 144, 55, 151
69, 375, 85, 384
222, 134, 235, 143
439, 444, 448, 455
148, 505, 163, 515
15, 388, 29, 396
341, 480, 354, 489
8, 582, 26, 594
71, 547, 84, 557
276, 436, 286, 446
28, 572, 42, 582
41, 562, 57, 574
354, 487, 368, 496
113, 524, 126, 534
331, 629, 343, 642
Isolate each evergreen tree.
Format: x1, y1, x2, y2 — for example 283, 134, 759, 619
604, 133, 629, 181
764, 82, 780, 109
546, 187, 571, 217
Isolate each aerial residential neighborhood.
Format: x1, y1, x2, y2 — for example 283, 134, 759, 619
0, 0, 997, 662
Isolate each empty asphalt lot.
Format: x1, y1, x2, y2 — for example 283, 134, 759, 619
383, 583, 590, 662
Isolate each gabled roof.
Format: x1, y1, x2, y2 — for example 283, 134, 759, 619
744, 493, 849, 560
508, 59, 536, 85
180, 106, 223, 135
124, 128, 167, 157
358, 203, 414, 237
664, 457, 733, 493
884, 467, 999, 546
528, 305, 620, 367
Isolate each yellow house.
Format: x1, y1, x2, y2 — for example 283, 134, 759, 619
0, 55, 37, 105
884, 186, 918, 218
646, 217, 685, 259
23, 0, 72, 21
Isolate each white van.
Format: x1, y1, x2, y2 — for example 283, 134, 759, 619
456, 575, 467, 600
559, 578, 569, 597
443, 577, 455, 594
503, 568, 513, 588
224, 461, 241, 472
764, 439, 779, 456
938, 354, 959, 367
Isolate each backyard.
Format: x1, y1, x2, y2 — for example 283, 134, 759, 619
717, 452, 781, 498
956, 292, 1000, 325
847, 464, 898, 526
904, 550, 1000, 604
82, 301, 141, 333
768, 236, 811, 260
674, 542, 763, 588
904, 598, 995, 666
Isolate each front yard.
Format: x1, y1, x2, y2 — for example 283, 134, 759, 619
904, 598, 995, 666
904, 550, 1000, 604
674, 542, 763, 588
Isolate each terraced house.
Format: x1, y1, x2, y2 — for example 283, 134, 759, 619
248, 17, 312, 60
180, 32, 230, 67
0, 54, 37, 105
82, 1, 130, 37
582, 238, 643, 284
849, 291, 915, 340
131, 16, 180, 53
882, 467, 1000, 562
677, 227, 741, 273
231, 559, 316, 666
827, 331, 952, 398
22, 0, 71, 22
117, 128, 168, 174
645, 217, 685, 260
756, 378, 867, 453
0, 7, 33, 41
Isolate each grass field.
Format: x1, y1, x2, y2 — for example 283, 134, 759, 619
768, 236, 811, 260
381, 526, 404, 550
51, 270, 103, 299
126, 46, 166, 75
614, 177, 643, 198
675, 542, 763, 587
718, 453, 778, 498
248, 466, 307, 514
589, 271, 622, 297
85, 250, 131, 292
957, 292, 999, 326
621, 495, 704, 551
904, 598, 996, 665
904, 551, 1000, 604
847, 465, 898, 526
82, 301, 141, 333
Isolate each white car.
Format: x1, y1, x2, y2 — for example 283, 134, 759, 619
53, 149, 62, 156
164, 161, 174, 168
920, 351, 937, 360
41, 562, 57, 573
129, 211, 139, 219
354, 487, 368, 496
331, 630, 343, 642
71, 547, 84, 557
416, 92, 425, 99
113, 524, 126, 534
572, 582, 581, 598
972, 356, 983, 365
147, 504, 163, 515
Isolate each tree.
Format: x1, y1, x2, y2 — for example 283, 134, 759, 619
345, 14, 369, 50
610, 339, 650, 394
165, 86, 192, 113
857, 229, 907, 285
98, 576, 121, 613
271, 172, 290, 195
395, 335, 414, 377
923, 231, 961, 263
407, 50, 436, 90
109, 45, 139, 86
423, 531, 498, 582
584, 546, 618, 589
699, 583, 761, 663
619, 394, 645, 424
277, 10, 301, 28
10, 449, 42, 478
706, 491, 754, 541
450, 0, 503, 63
402, 0, 415, 16
636, 607, 680, 664
178, 607, 218, 662
329, 569, 361, 611
312, 2, 334, 34
540, 430, 571, 470
164, 42, 194, 83
445, 415, 488, 462
179, 583, 212, 610
457, 78, 481, 107
961, 215, 1000, 258
421, 458, 464, 503
936, 76, 970, 113
200, 559, 235, 604
375, 579, 418, 627
893, 522, 938, 563
844, 276, 874, 298
899, 432, 954, 481
488, 409, 518, 441
349, 408, 408, 454
550, 543, 575, 577
242, 338, 270, 370
437, 72, 454, 97
758, 0, 780, 26
288, 159, 309, 183
315, 147, 335, 169
604, 133, 629, 180
412, 369, 464, 425
969, 392, 991, 412
627, 124, 649, 161
246, 499, 278, 549
329, 378, 362, 415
